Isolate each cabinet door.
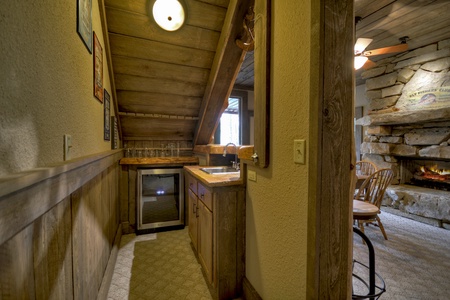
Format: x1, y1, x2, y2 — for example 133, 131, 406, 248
198, 200, 213, 284
188, 189, 198, 250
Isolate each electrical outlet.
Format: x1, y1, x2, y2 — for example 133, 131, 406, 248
294, 139, 306, 164
248, 169, 257, 182
64, 134, 72, 161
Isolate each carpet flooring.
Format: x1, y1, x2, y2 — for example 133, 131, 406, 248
352, 210, 450, 300
108, 212, 450, 299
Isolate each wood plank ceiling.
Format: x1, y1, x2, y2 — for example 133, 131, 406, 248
103, 0, 232, 143
103, 0, 450, 144
355, 0, 450, 85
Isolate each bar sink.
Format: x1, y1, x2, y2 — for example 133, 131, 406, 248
200, 166, 240, 174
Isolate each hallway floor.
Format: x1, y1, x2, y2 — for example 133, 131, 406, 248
107, 228, 211, 300
107, 212, 450, 300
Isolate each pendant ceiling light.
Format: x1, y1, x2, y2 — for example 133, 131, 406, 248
152, 0, 186, 31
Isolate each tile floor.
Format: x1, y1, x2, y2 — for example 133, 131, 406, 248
107, 228, 211, 300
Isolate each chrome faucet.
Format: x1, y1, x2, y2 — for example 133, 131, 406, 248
223, 143, 239, 170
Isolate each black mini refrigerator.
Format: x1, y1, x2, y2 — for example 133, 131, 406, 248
137, 168, 184, 232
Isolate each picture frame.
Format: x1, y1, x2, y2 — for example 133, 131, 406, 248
104, 89, 111, 141
93, 32, 103, 102
111, 116, 118, 149
77, 0, 92, 53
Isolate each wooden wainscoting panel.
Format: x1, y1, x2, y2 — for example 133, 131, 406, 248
128, 167, 137, 231
0, 225, 35, 299
119, 165, 129, 226
33, 197, 73, 300
72, 173, 111, 300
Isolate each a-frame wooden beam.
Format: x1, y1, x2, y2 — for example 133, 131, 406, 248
193, 0, 253, 146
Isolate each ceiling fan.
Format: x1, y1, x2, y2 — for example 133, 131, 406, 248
354, 36, 409, 70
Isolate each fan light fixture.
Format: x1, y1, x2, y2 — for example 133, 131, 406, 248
152, 0, 185, 31
354, 56, 368, 70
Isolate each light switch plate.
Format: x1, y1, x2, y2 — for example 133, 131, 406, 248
294, 139, 306, 164
248, 170, 257, 182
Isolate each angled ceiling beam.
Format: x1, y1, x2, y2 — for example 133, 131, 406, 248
193, 0, 253, 145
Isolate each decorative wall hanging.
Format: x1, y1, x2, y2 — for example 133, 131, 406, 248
104, 89, 111, 140
93, 32, 103, 102
77, 0, 92, 53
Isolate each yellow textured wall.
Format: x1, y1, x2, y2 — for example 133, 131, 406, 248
0, 0, 114, 176
245, 1, 317, 298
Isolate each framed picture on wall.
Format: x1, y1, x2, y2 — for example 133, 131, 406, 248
77, 0, 92, 53
104, 89, 111, 141
93, 32, 103, 103
111, 116, 118, 149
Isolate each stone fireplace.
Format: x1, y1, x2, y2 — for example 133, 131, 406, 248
356, 38, 450, 229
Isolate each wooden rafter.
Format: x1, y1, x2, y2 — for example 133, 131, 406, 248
194, 0, 254, 145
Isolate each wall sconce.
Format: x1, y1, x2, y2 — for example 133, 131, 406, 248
151, 0, 186, 31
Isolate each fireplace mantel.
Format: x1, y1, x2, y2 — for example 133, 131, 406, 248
356, 107, 450, 126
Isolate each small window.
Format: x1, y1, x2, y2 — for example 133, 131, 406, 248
219, 97, 240, 145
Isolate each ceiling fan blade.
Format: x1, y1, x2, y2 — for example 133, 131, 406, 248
363, 59, 377, 70
363, 43, 408, 57
354, 38, 373, 54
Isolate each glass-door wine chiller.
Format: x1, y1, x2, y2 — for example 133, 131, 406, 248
137, 168, 184, 231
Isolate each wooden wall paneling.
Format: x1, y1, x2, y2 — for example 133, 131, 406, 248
119, 165, 129, 233
128, 166, 137, 231
235, 190, 246, 294
0, 150, 122, 246
111, 164, 120, 244
100, 169, 112, 254
72, 174, 109, 300
71, 187, 88, 299
109, 34, 215, 69
33, 197, 73, 300
0, 225, 35, 299
91, 174, 109, 295
105, 7, 220, 51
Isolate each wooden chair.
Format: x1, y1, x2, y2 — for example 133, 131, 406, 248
353, 168, 394, 240
355, 161, 377, 176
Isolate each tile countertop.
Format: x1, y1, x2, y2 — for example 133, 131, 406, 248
184, 165, 244, 188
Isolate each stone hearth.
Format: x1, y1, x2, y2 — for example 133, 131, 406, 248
384, 185, 450, 229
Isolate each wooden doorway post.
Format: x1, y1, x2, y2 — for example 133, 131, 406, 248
307, 0, 355, 298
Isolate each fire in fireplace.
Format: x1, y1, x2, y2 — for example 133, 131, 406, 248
417, 165, 450, 181
399, 159, 450, 191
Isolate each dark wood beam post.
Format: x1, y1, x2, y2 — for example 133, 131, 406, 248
307, 0, 355, 298
193, 0, 253, 146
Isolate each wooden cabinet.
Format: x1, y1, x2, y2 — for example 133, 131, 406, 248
185, 170, 245, 300
197, 198, 213, 283
188, 189, 198, 251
